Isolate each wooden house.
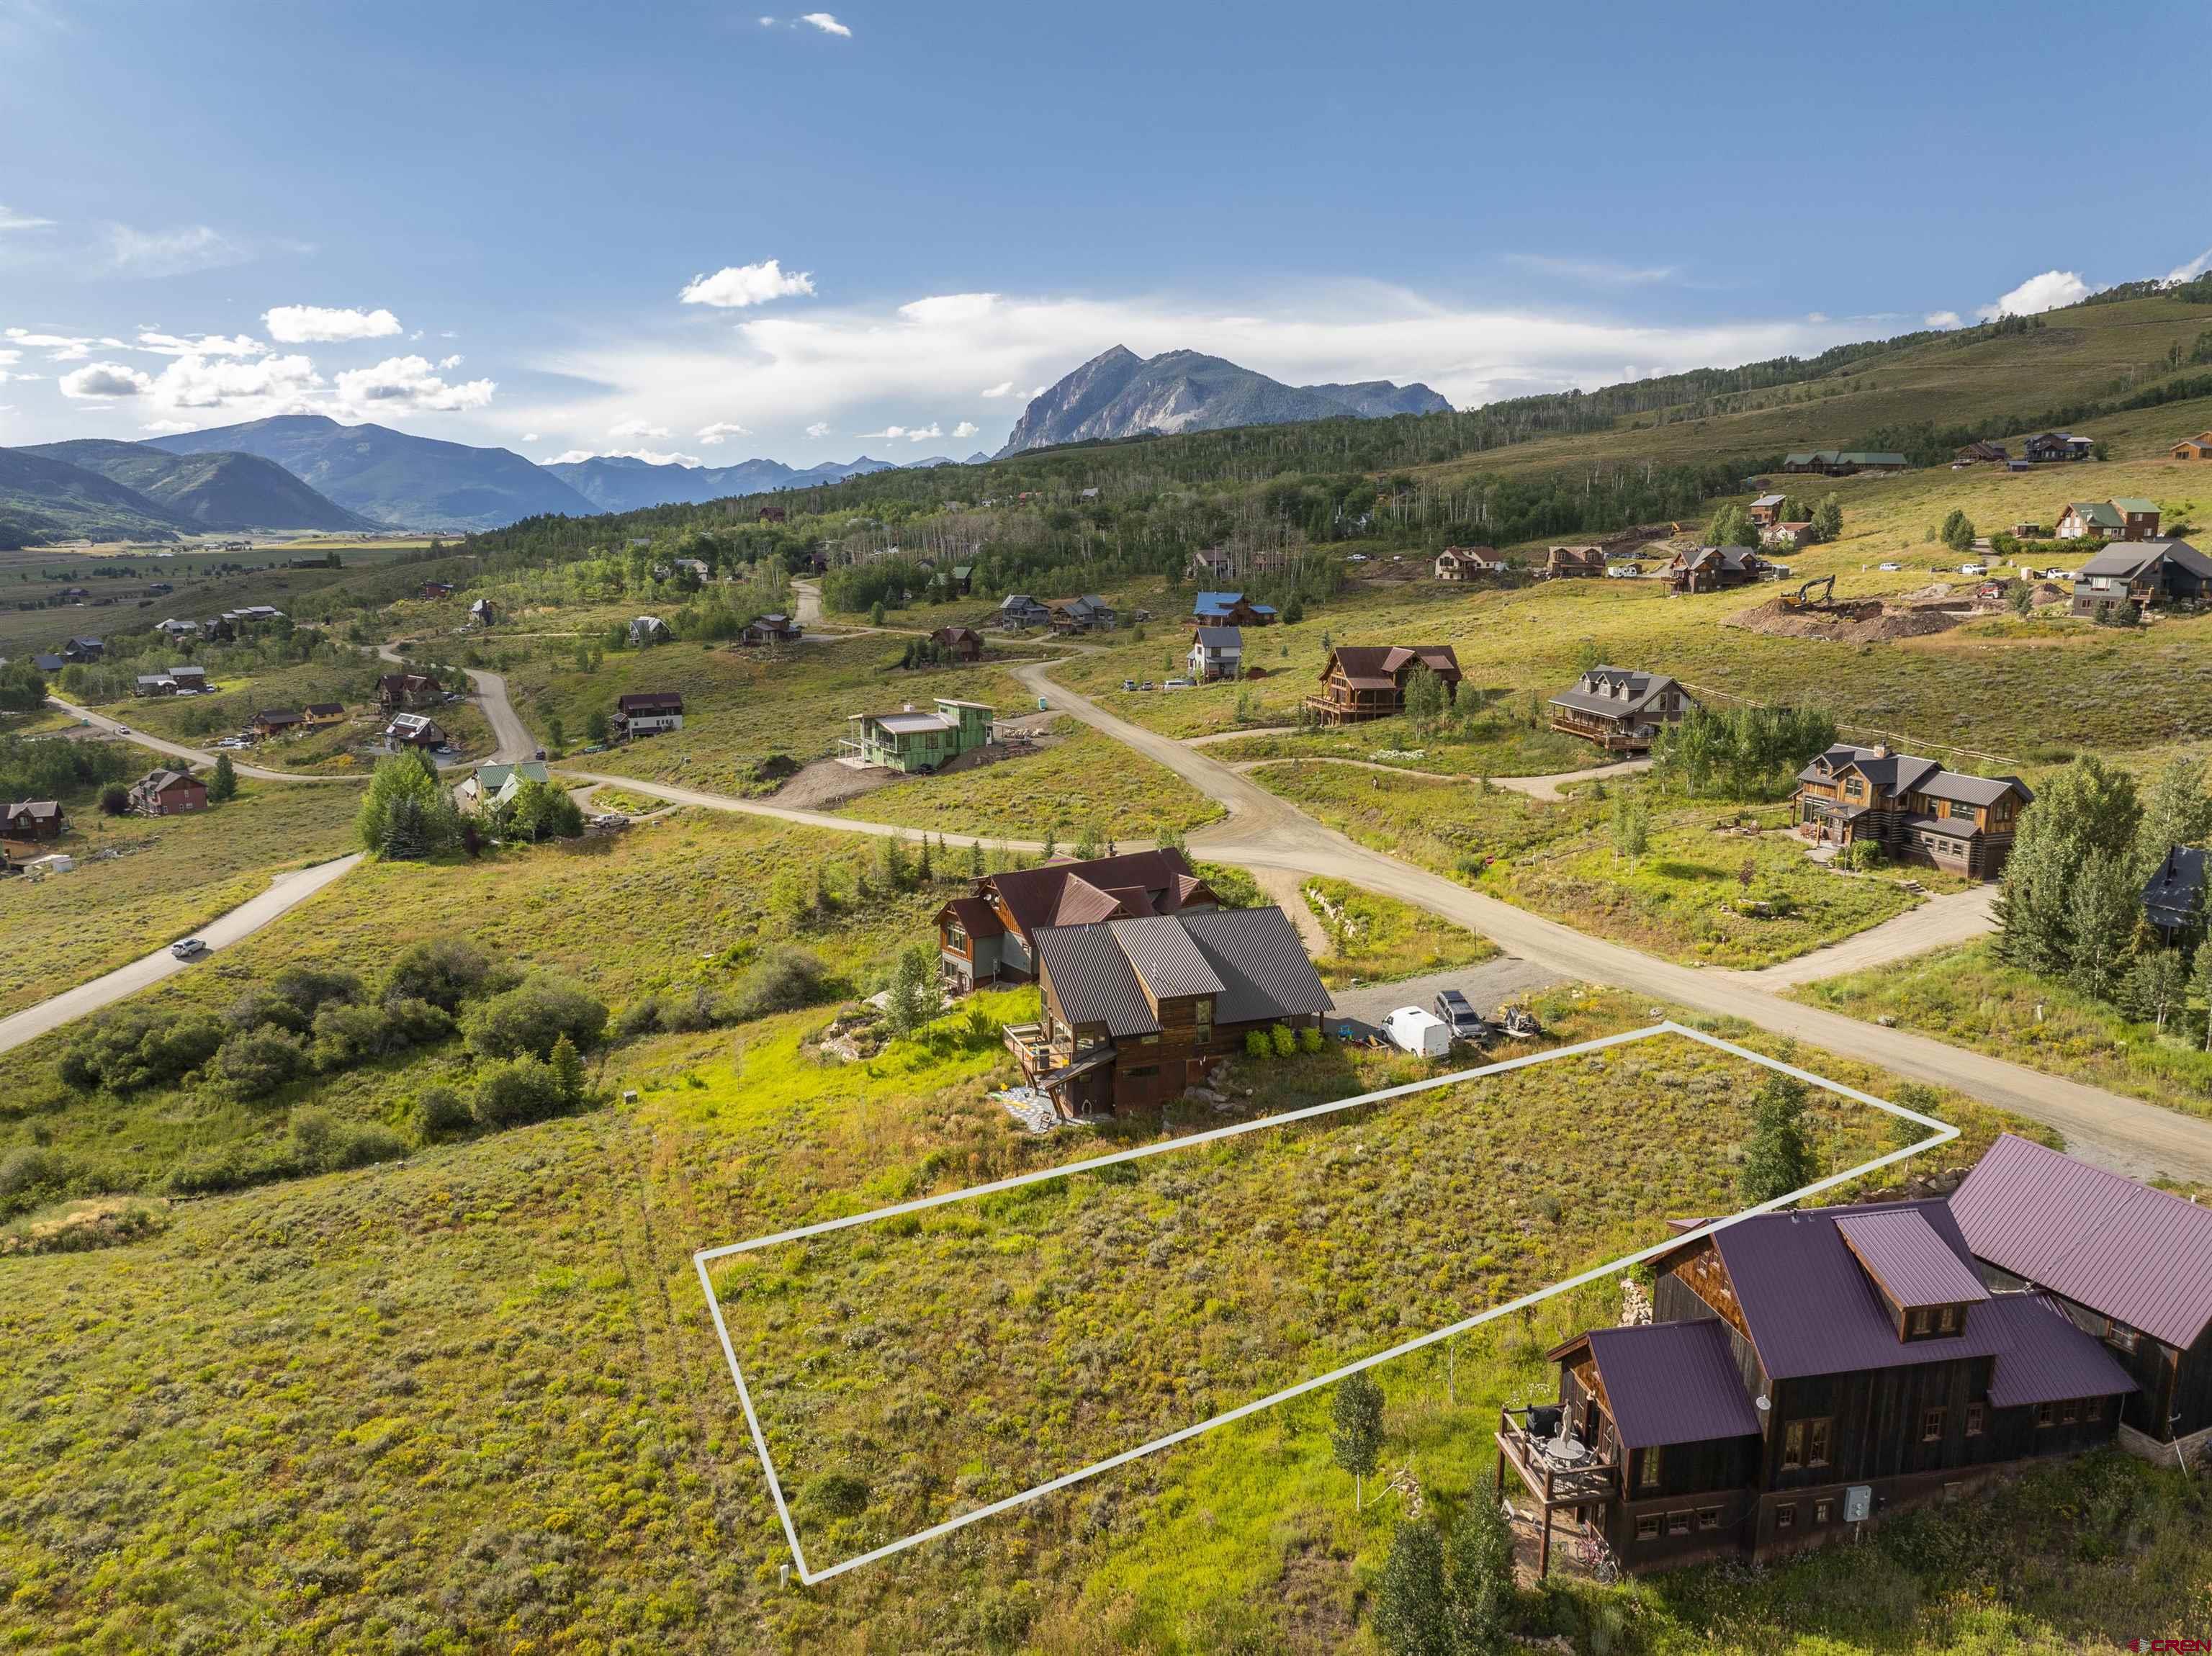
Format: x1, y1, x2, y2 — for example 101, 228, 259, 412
1791, 743, 2031, 879
613, 691, 685, 739
1048, 595, 1116, 632
999, 906, 1331, 1116
1953, 1134, 2212, 1446
453, 760, 552, 814
997, 594, 1055, 631
1747, 493, 1788, 527
2067, 539, 2212, 618
1760, 521, 1813, 549
1544, 546, 1607, 579
250, 708, 305, 739
61, 636, 104, 663
1192, 590, 1278, 626
2023, 432, 2094, 463
30, 654, 63, 675
1954, 441, 2010, 465
1668, 545, 1771, 593
301, 702, 347, 728
2172, 432, 2212, 462
629, 615, 672, 647
842, 697, 992, 773
421, 581, 456, 599
929, 626, 984, 662
382, 712, 446, 750
1781, 451, 1909, 476
1188, 625, 1243, 683
128, 768, 207, 816
376, 672, 444, 710
1305, 645, 1461, 725
1, 800, 65, 841
1434, 545, 1505, 581
2056, 498, 2160, 541
1503, 1200, 2134, 1578
937, 849, 1221, 991
1549, 667, 1694, 752
739, 613, 801, 646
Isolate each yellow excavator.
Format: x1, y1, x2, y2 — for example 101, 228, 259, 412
1778, 573, 1835, 611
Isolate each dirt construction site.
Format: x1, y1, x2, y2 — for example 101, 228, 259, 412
1725, 579, 2066, 644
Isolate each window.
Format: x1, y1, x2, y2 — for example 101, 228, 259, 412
1668, 1511, 1692, 1536
1638, 1446, 1664, 1490
1807, 1418, 1832, 1468
1814, 1498, 1833, 1525
2105, 1319, 2139, 1353
946, 922, 968, 949
2035, 1403, 2055, 1428
1845, 778, 1865, 800
1966, 1402, 1985, 1436
1696, 1507, 1721, 1531
1781, 1421, 1804, 1471
1635, 1513, 1661, 1542
1938, 1305, 1959, 1334
1921, 1406, 1946, 1442
1910, 1308, 1933, 1336
1121, 1065, 1159, 1079
1776, 1503, 1797, 1531
1195, 998, 1213, 1043
2059, 1400, 2079, 1426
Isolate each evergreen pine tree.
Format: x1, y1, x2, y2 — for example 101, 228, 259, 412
1739, 1072, 1815, 1204
966, 837, 984, 878
381, 793, 430, 860
549, 1032, 585, 1104
1371, 1520, 1450, 1656
208, 752, 238, 803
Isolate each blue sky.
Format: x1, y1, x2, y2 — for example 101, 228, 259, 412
1, 0, 2206, 465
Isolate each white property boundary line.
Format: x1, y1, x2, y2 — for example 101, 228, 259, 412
692, 1020, 1954, 1585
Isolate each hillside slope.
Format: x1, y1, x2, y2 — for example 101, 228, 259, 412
544, 452, 897, 513
20, 438, 377, 531
0, 448, 194, 547
148, 415, 594, 531
996, 345, 1451, 455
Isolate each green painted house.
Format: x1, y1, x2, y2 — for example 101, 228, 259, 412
842, 697, 994, 773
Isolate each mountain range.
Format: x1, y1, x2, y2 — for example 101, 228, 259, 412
545, 451, 904, 515
994, 346, 1451, 456
20, 438, 378, 533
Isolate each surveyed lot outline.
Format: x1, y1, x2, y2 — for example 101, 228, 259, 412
693, 1020, 1954, 1584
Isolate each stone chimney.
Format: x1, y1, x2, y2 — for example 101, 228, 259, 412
1871, 742, 1891, 758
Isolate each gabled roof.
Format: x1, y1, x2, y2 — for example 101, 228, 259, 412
2065, 500, 2124, 530
2076, 539, 2212, 581
1750, 492, 1787, 509
1951, 1133, 2212, 1349
617, 691, 684, 714
1192, 590, 1248, 615
132, 768, 197, 795
2141, 844, 2207, 930
1033, 924, 1157, 1037
935, 895, 1004, 938
1191, 626, 1244, 648
1175, 906, 1334, 1024
1035, 905, 1332, 1037
3, 800, 61, 821
984, 849, 1202, 940
1323, 644, 1462, 690
1834, 1209, 1992, 1310
1979, 1292, 2138, 1408
1550, 666, 1681, 719
2109, 497, 2159, 516
1557, 1320, 1764, 1449
1112, 913, 1226, 1000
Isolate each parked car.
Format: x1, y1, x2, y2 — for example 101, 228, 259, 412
2044, 567, 2074, 580
1878, 561, 1902, 571
1123, 678, 1138, 691
1380, 1006, 1452, 1058
170, 937, 207, 960
1164, 677, 1194, 688
1960, 563, 1987, 577
1139, 680, 1156, 691
113, 724, 131, 734
1433, 989, 1490, 1043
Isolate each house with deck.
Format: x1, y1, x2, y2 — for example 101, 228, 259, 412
842, 697, 992, 773
935, 849, 1219, 991
739, 613, 801, 646
1047, 595, 1116, 633
1192, 591, 1278, 627
377, 672, 444, 710
1188, 626, 1244, 683
251, 708, 305, 739
2023, 432, 2095, 463
382, 712, 446, 750
1549, 667, 1695, 752
997, 594, 1054, 631
1544, 546, 1607, 579
1434, 546, 1506, 580
2056, 498, 2160, 541
128, 768, 207, 816
301, 702, 346, 729
1306, 644, 1461, 725
1781, 451, 1910, 475
1791, 743, 2031, 878
1747, 493, 1788, 526
1, 800, 65, 841
613, 692, 684, 739
929, 625, 984, 661
2173, 432, 2212, 462
999, 906, 1331, 1116
2066, 539, 2212, 618
1954, 441, 2010, 465
1952, 1133, 2212, 1449
61, 637, 104, 663
1668, 545, 1771, 593
1500, 1198, 2135, 1577
454, 760, 552, 814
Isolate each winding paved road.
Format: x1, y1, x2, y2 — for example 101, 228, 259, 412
373, 646, 536, 765
0, 853, 367, 1057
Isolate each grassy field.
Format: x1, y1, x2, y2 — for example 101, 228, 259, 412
1298, 873, 1498, 987
0, 775, 361, 1016
1794, 938, 2212, 1124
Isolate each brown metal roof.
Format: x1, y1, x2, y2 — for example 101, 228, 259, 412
1575, 1320, 1763, 1449
1177, 906, 1333, 1024
1835, 1210, 1992, 1310
935, 896, 1002, 938
1951, 1133, 2212, 1349
1110, 914, 1226, 1000
1035, 924, 1158, 1038
984, 849, 1199, 940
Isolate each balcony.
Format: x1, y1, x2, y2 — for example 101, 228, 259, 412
1493, 1407, 1620, 1578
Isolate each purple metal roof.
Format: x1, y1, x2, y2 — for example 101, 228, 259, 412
1951, 1134, 2212, 1351
1705, 1201, 2012, 1380
1981, 1293, 2138, 1408
1583, 1320, 1763, 1449
1835, 1210, 1992, 1310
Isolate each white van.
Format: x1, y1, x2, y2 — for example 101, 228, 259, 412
1380, 1007, 1452, 1058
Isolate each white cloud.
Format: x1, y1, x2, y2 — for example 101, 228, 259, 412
150, 351, 323, 413
334, 354, 495, 413
60, 361, 153, 398
980, 379, 1017, 398
543, 447, 701, 467
696, 420, 752, 444
103, 223, 247, 278
799, 12, 851, 35
2164, 247, 2212, 285
1805, 312, 1830, 324
135, 330, 266, 358
6, 328, 100, 361
609, 417, 672, 438
678, 258, 816, 309
264, 304, 404, 343
806, 421, 831, 438
758, 15, 775, 24
542, 449, 595, 464
899, 293, 998, 326
0, 206, 55, 233
1924, 310, 1961, 328
858, 422, 945, 443
1977, 269, 2095, 321
952, 420, 979, 438
1506, 253, 1678, 287
436, 354, 463, 370
521, 431, 541, 444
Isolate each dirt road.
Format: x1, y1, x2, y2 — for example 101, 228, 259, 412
45, 698, 356, 783
0, 853, 367, 1057
373, 646, 536, 765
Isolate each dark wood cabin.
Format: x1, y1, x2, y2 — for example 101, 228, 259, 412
1305, 644, 1461, 726
1792, 744, 2031, 881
